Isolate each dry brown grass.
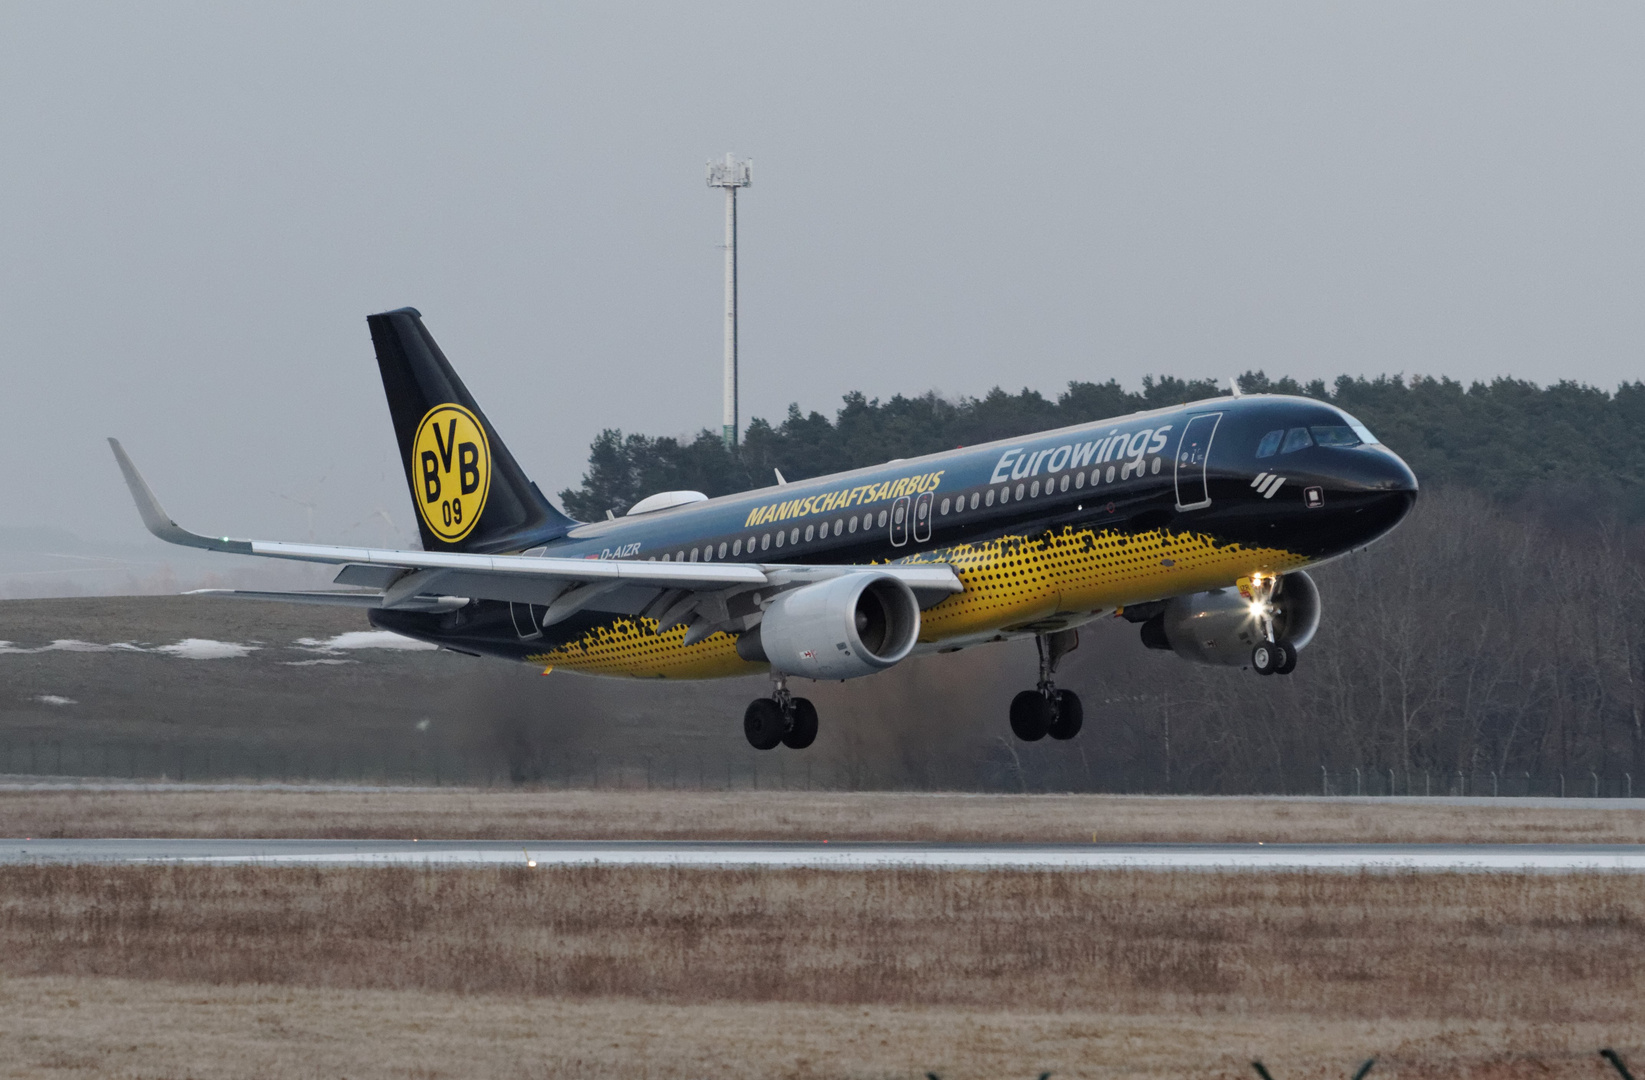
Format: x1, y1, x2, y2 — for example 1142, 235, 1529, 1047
0, 975, 1634, 1080
6, 787, 1645, 842
3, 864, 1644, 1021
2, 865, 1643, 1077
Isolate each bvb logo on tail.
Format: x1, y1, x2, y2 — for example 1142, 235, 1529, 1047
412, 404, 491, 543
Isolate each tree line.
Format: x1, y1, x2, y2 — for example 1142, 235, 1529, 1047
560, 372, 1645, 522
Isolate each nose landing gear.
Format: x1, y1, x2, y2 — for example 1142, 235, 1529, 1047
743, 674, 819, 750
1250, 639, 1295, 675
1248, 573, 1299, 676
1009, 630, 1084, 742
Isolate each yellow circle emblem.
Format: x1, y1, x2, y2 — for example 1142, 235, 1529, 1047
411, 404, 491, 543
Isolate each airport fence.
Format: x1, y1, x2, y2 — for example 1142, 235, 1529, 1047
2, 733, 1645, 797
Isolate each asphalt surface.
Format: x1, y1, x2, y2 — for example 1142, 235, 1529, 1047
5, 839, 1645, 870
8, 778, 1645, 809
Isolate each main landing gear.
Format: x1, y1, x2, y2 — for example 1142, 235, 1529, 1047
1009, 629, 1084, 742
743, 674, 819, 750
1248, 573, 1299, 676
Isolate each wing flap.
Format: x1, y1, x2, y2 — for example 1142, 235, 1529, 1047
185, 589, 467, 613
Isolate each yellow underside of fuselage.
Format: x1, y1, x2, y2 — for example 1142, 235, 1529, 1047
527, 524, 1308, 679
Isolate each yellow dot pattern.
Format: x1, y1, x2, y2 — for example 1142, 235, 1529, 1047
528, 617, 758, 680
902, 525, 1308, 640
529, 525, 1308, 679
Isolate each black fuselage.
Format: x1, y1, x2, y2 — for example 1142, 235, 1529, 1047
373, 394, 1417, 676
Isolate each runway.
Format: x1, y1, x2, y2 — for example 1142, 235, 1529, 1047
6, 838, 1645, 871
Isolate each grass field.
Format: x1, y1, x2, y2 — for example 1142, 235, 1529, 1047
1, 862, 1643, 1078
1, 977, 1631, 1080
7, 785, 1645, 843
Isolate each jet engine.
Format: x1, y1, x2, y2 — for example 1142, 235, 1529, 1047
736, 573, 921, 680
1139, 570, 1321, 667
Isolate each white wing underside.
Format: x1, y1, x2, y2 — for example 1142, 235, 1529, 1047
110, 439, 963, 644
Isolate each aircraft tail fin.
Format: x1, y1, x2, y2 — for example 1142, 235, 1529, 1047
367, 307, 578, 552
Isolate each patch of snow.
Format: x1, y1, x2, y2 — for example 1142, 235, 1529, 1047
152, 639, 258, 660
295, 631, 437, 652
34, 695, 77, 706
0, 639, 128, 654
282, 658, 356, 667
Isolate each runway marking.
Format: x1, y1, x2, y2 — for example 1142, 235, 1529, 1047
6, 840, 1645, 872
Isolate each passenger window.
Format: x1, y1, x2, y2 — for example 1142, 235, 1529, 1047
718, 542, 727, 558
761, 534, 770, 550
775, 531, 784, 548
1075, 472, 1085, 488
940, 497, 950, 515
876, 511, 888, 529
1030, 480, 1040, 497
970, 492, 980, 509
676, 550, 685, 561
1060, 474, 1070, 492
1310, 425, 1361, 448
1280, 427, 1313, 454
1256, 430, 1283, 458
733, 538, 742, 556
1015, 483, 1025, 500
690, 548, 698, 561
805, 525, 814, 542
791, 527, 801, 544
849, 516, 858, 533
834, 519, 844, 534
985, 489, 995, 506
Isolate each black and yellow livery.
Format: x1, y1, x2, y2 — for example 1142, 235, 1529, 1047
112, 308, 1417, 749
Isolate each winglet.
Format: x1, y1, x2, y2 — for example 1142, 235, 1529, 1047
107, 438, 252, 554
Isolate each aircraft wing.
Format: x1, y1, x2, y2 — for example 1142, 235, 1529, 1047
110, 439, 962, 641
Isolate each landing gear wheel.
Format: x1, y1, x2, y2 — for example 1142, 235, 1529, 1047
1010, 690, 1051, 741
782, 697, 819, 749
743, 698, 785, 750
1274, 643, 1298, 675
1048, 689, 1084, 740
1251, 640, 1286, 676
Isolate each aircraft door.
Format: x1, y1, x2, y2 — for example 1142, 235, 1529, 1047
1174, 412, 1222, 511
890, 495, 911, 546
510, 602, 545, 640
912, 491, 933, 543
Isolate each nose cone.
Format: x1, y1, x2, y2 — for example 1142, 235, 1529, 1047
1326, 445, 1418, 550
1363, 446, 1419, 496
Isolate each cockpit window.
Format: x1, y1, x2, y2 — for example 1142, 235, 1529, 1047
1339, 411, 1378, 445
1310, 425, 1361, 448
1280, 427, 1314, 453
1256, 430, 1283, 458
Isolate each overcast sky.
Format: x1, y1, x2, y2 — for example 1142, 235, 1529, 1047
3, 2, 1642, 550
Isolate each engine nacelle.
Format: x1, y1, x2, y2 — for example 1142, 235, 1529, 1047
1140, 570, 1321, 667
736, 573, 921, 680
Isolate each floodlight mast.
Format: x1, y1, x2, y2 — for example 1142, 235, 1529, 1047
706, 153, 752, 449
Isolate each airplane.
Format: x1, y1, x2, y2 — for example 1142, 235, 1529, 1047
111, 307, 1417, 750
